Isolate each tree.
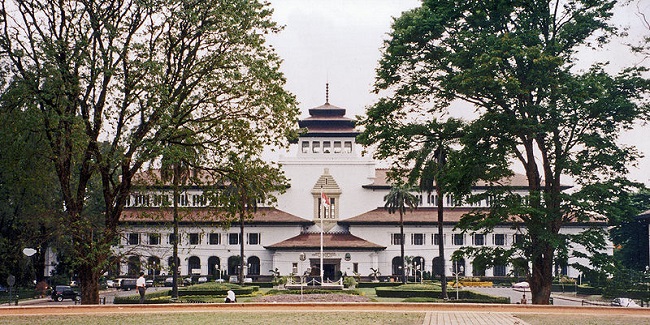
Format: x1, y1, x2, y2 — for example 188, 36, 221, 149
0, 102, 62, 286
610, 189, 650, 271
0, 0, 298, 303
359, 117, 467, 297
383, 183, 419, 283
209, 154, 289, 284
367, 0, 650, 304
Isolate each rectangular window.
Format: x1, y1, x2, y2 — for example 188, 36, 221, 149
192, 195, 206, 206
493, 264, 507, 276
323, 141, 331, 153
353, 263, 359, 274
189, 233, 200, 245
229, 233, 239, 245
168, 233, 177, 245
474, 234, 485, 246
333, 141, 342, 153
453, 234, 464, 246
312, 141, 320, 153
302, 141, 309, 153
209, 233, 221, 245
494, 234, 505, 246
247, 233, 261, 245
128, 233, 139, 245
514, 234, 525, 244
176, 194, 188, 206
148, 233, 160, 245
391, 233, 402, 245
433, 233, 442, 245
343, 141, 352, 153
412, 233, 424, 245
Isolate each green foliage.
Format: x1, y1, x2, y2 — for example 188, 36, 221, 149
0, 0, 298, 303
361, 0, 650, 305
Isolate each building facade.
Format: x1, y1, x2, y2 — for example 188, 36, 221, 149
114, 97, 609, 282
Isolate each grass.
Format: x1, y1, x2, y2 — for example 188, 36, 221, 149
0, 312, 426, 325
516, 314, 650, 325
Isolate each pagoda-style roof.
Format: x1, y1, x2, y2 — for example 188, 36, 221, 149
265, 232, 385, 250
297, 102, 359, 138
120, 207, 311, 225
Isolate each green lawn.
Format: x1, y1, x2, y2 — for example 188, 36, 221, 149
1, 312, 425, 325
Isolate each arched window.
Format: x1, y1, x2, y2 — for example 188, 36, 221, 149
247, 256, 260, 276
391, 256, 402, 276
147, 256, 161, 276
167, 256, 181, 275
127, 256, 141, 276
432, 257, 444, 277
208, 256, 220, 277
107, 256, 121, 277
228, 256, 241, 275
188, 256, 201, 275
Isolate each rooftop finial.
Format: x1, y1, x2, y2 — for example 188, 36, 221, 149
325, 82, 329, 104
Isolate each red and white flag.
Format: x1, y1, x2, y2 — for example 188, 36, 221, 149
321, 192, 330, 207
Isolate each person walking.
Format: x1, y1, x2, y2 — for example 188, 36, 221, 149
136, 272, 147, 304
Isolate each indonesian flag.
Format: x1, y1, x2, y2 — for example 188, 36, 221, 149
321, 192, 330, 207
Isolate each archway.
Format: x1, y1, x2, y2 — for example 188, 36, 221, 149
208, 256, 220, 277
247, 256, 260, 276
127, 256, 141, 276
188, 256, 201, 275
147, 256, 161, 276
228, 256, 241, 275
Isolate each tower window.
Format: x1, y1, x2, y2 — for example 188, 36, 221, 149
333, 141, 341, 153
312, 141, 320, 153
302, 141, 310, 153
323, 141, 331, 153
344, 141, 352, 153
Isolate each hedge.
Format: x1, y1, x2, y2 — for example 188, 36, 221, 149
357, 282, 402, 288
576, 285, 603, 295
551, 283, 577, 292
375, 286, 509, 303
177, 286, 257, 297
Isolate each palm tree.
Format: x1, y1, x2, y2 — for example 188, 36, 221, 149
159, 144, 200, 299
384, 184, 419, 283
407, 118, 464, 298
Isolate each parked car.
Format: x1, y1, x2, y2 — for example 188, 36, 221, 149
164, 277, 174, 287
197, 277, 208, 284
611, 297, 640, 307
120, 278, 137, 291
145, 279, 154, 287
105, 279, 115, 288
51, 285, 80, 302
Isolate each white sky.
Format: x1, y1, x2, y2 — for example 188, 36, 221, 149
266, 0, 650, 186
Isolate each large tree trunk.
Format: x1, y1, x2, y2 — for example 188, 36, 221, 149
79, 264, 100, 304
530, 244, 554, 304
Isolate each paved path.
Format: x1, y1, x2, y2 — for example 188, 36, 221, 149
423, 311, 529, 325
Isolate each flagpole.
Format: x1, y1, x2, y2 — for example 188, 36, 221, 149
320, 188, 324, 285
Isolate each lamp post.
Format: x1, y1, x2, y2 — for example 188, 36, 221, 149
152, 261, 156, 287
450, 261, 464, 300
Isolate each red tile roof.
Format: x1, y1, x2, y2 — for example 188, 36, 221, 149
265, 232, 385, 250
120, 207, 311, 225
340, 207, 478, 224
364, 169, 568, 189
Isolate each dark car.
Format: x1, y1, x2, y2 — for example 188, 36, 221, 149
120, 278, 137, 291
51, 285, 80, 302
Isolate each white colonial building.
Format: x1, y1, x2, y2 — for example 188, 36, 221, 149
114, 96, 609, 282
